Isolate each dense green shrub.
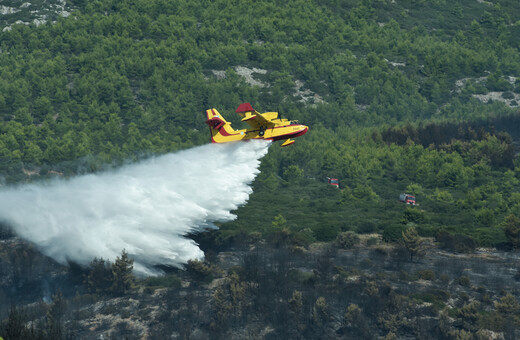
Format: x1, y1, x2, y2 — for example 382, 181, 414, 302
382, 225, 407, 243
314, 224, 341, 242
357, 221, 377, 234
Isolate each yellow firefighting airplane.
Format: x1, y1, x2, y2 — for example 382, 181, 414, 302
206, 103, 308, 147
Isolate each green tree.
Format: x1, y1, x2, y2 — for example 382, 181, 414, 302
344, 302, 370, 337
33, 96, 53, 121
45, 292, 66, 339
352, 184, 379, 201
436, 161, 468, 188
288, 290, 306, 334
111, 249, 134, 295
474, 208, 494, 228
314, 224, 341, 242
23, 141, 43, 165
491, 293, 520, 334
283, 164, 304, 183
269, 214, 295, 247
312, 297, 330, 326
86, 257, 113, 294
406, 183, 424, 196
272, 214, 287, 229
211, 286, 232, 333
430, 189, 454, 204
186, 259, 213, 283
495, 293, 520, 316
504, 214, 520, 249
403, 207, 426, 224
458, 300, 480, 331
401, 226, 425, 261
227, 272, 247, 318
344, 303, 362, 326
288, 290, 303, 314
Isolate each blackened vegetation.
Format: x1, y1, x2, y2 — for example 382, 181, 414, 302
151, 243, 520, 339
0, 249, 134, 339
378, 116, 520, 169
2, 292, 72, 340
0, 238, 75, 317
0, 222, 14, 240
379, 114, 520, 147
436, 232, 477, 253
3, 240, 520, 339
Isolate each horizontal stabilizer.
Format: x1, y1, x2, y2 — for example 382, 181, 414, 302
241, 114, 257, 122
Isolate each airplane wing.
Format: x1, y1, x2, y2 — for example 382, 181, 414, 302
241, 112, 277, 128
235, 103, 276, 129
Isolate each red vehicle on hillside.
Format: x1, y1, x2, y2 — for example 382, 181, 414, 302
399, 193, 416, 205
327, 177, 339, 188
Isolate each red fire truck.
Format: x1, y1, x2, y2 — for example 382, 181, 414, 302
327, 177, 339, 188
399, 193, 416, 205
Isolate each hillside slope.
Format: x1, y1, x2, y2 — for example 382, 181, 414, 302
0, 0, 520, 338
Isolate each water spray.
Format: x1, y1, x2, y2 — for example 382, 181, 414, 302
0, 141, 270, 275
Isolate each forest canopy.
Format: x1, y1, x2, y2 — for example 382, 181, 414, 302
0, 0, 519, 247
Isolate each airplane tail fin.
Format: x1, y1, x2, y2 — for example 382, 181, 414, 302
205, 109, 238, 143
235, 102, 255, 117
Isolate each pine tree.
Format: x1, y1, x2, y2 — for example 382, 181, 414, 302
45, 292, 66, 339
111, 249, 134, 295
504, 215, 520, 249
3, 305, 27, 340
86, 257, 113, 294
401, 226, 425, 262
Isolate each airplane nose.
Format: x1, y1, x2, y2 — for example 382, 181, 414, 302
293, 126, 308, 138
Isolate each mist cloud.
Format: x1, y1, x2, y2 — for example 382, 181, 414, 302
0, 140, 270, 275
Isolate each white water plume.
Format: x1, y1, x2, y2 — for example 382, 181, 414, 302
0, 140, 270, 275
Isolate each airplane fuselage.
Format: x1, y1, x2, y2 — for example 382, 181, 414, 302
210, 121, 308, 143
206, 104, 308, 147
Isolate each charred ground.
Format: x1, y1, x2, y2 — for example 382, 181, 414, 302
1, 228, 520, 339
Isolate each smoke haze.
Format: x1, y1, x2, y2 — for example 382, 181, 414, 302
0, 141, 270, 275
